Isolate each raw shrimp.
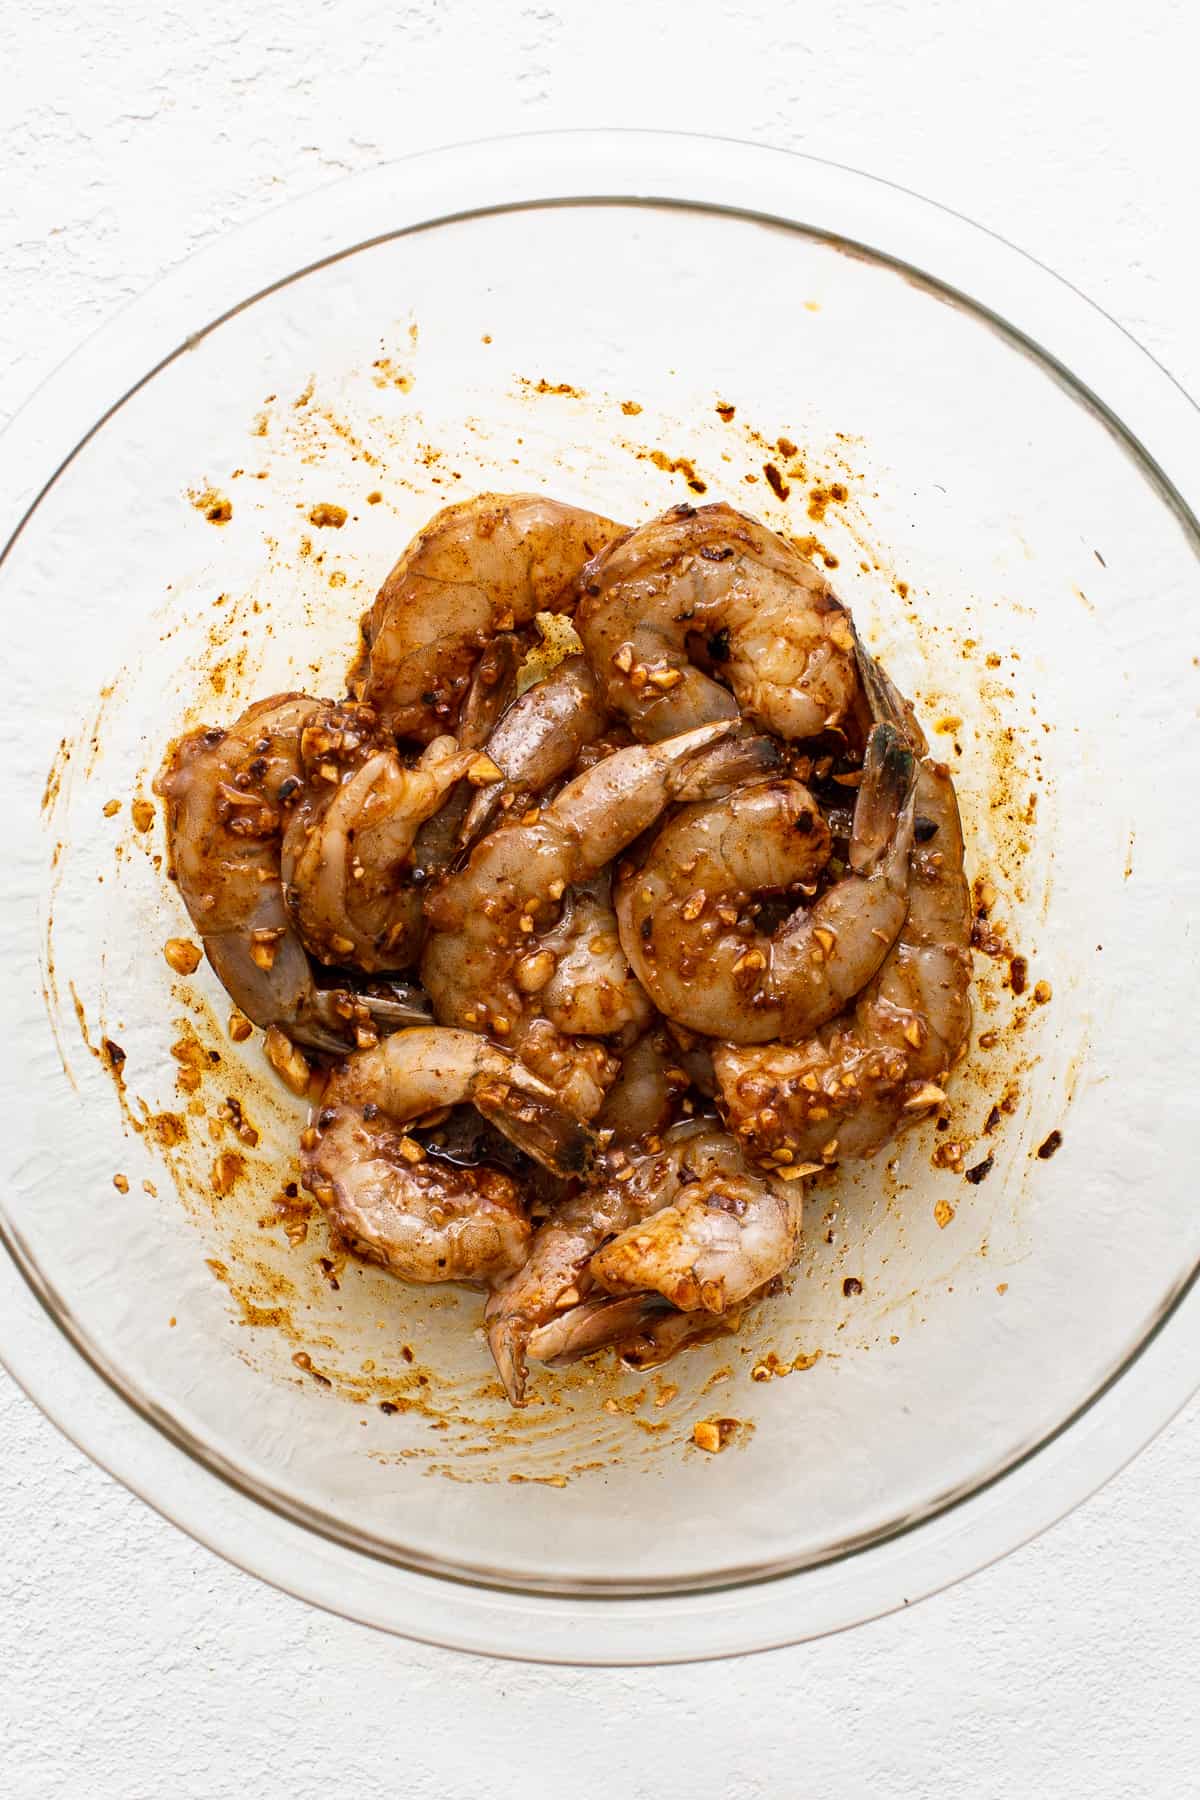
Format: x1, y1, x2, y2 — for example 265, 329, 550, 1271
301, 1028, 596, 1286
714, 752, 972, 1165
617, 719, 917, 1042
421, 722, 778, 1118
575, 501, 859, 742
485, 1121, 802, 1401
589, 1162, 801, 1315
459, 653, 608, 847
486, 1121, 726, 1400
281, 735, 496, 974
157, 695, 429, 1051
362, 494, 622, 740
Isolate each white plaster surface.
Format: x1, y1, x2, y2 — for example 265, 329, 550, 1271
2, 1, 1198, 1793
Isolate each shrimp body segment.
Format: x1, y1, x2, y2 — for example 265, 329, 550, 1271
305, 1109, 532, 1285
593, 1028, 690, 1144
576, 502, 859, 742
536, 877, 654, 1040
363, 494, 622, 740
485, 1122, 717, 1402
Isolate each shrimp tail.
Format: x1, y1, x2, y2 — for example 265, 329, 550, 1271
852, 622, 929, 756
853, 626, 899, 720
670, 732, 783, 801
616, 1304, 742, 1369
356, 984, 435, 1028
487, 1313, 532, 1405
850, 723, 916, 874
525, 1292, 675, 1366
472, 1076, 597, 1178
457, 632, 522, 747
297, 981, 432, 1052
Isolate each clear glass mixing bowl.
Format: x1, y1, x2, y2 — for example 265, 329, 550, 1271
2, 132, 1198, 1663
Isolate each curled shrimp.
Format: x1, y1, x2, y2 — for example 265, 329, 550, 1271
301, 1027, 597, 1286
421, 722, 779, 1118
362, 494, 622, 741
157, 695, 429, 1050
575, 501, 859, 742
486, 1121, 722, 1400
714, 710, 972, 1167
281, 735, 496, 974
459, 653, 608, 847
486, 1121, 801, 1401
588, 1161, 800, 1315
617, 719, 917, 1042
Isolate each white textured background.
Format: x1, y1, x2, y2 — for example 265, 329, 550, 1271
2, 2, 1198, 1794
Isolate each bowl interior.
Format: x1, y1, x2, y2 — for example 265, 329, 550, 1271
9, 198, 1200, 1594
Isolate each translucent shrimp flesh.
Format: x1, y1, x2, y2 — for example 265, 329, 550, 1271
421, 721, 778, 1118
485, 1121, 803, 1402
281, 735, 496, 974
362, 493, 622, 741
156, 694, 429, 1051
714, 752, 972, 1166
575, 501, 859, 742
459, 652, 609, 848
301, 1027, 597, 1286
616, 720, 917, 1042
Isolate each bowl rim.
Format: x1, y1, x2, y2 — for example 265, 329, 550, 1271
2, 126, 1198, 1665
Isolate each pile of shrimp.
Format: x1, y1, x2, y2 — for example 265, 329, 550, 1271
158, 493, 971, 1404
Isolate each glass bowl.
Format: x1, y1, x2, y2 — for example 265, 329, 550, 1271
2, 131, 1198, 1664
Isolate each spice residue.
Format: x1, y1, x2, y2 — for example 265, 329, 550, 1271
520, 377, 584, 398
806, 483, 848, 523
42, 739, 71, 816
189, 487, 233, 524
640, 449, 707, 494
